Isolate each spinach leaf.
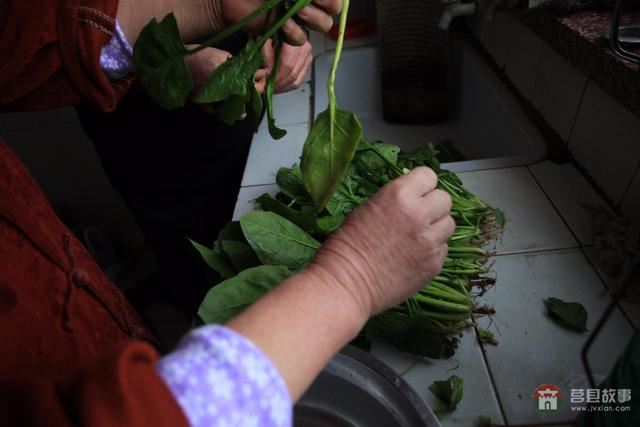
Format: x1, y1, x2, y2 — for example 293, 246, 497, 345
218, 221, 246, 243
301, 108, 362, 211
398, 144, 442, 171
300, 1, 362, 211
220, 240, 261, 271
365, 312, 445, 359
316, 214, 344, 235
356, 139, 401, 171
132, 14, 193, 110
545, 297, 588, 332
247, 84, 264, 130
190, 239, 236, 279
276, 166, 313, 204
198, 265, 293, 324
193, 39, 263, 105
216, 92, 251, 126
240, 212, 320, 270
264, 39, 287, 139
257, 193, 317, 233
429, 375, 464, 415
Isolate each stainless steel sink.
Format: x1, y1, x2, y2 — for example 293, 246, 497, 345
313, 38, 546, 172
295, 346, 441, 427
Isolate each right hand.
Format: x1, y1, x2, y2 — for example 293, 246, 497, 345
220, 0, 343, 45
309, 167, 455, 318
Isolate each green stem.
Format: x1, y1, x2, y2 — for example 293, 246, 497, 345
188, 0, 283, 54
257, 0, 313, 47
422, 310, 470, 322
419, 286, 470, 306
447, 246, 488, 256
414, 294, 471, 313
400, 359, 419, 377
328, 0, 350, 142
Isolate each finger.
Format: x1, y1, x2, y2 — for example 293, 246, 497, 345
420, 217, 455, 249
255, 79, 266, 95
282, 19, 308, 46
261, 39, 275, 73
420, 189, 452, 223
394, 167, 438, 198
312, 0, 343, 15
254, 69, 269, 81
297, 4, 334, 32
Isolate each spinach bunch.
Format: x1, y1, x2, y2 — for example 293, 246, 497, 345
132, 0, 314, 136
194, 141, 505, 359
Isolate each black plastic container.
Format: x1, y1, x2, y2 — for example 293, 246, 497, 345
376, 0, 451, 124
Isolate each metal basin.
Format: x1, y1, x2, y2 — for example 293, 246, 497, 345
294, 346, 441, 427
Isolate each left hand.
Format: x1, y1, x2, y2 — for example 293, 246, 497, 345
261, 39, 313, 94
186, 45, 268, 96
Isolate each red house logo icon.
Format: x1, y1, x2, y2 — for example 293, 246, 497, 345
532, 384, 563, 412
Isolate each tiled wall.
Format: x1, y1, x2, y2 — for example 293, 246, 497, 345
468, 11, 640, 217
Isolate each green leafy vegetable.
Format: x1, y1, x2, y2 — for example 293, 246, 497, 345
300, 0, 362, 211
257, 193, 317, 233
198, 265, 293, 324
220, 240, 261, 271
132, 14, 193, 109
429, 375, 464, 415
240, 211, 320, 270
477, 328, 499, 345
264, 36, 287, 139
133, 0, 311, 125
190, 239, 236, 279
193, 39, 263, 104
196, 140, 505, 360
545, 297, 588, 332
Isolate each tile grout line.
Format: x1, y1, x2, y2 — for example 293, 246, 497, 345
579, 247, 637, 331
471, 324, 511, 426
525, 166, 583, 247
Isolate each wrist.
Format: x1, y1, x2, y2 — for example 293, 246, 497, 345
300, 261, 370, 338
203, 0, 226, 35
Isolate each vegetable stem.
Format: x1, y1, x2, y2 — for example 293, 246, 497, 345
257, 0, 313, 47
189, 0, 283, 55
328, 0, 350, 142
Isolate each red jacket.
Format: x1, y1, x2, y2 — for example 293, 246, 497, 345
0, 140, 189, 426
0, 0, 189, 425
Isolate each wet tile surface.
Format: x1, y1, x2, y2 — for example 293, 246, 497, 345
476, 249, 634, 425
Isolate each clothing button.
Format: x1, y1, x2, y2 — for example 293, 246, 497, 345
69, 268, 91, 286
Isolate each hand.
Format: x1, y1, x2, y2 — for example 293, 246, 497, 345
261, 40, 313, 93
219, 0, 342, 45
309, 167, 455, 318
185, 46, 268, 97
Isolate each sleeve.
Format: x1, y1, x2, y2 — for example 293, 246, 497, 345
156, 325, 293, 427
0, 342, 190, 427
0, 0, 132, 112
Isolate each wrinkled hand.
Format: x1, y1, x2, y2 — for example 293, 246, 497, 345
261, 40, 313, 93
185, 45, 268, 98
219, 0, 342, 45
309, 167, 455, 319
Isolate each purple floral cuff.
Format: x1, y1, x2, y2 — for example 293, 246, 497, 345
156, 325, 292, 427
99, 20, 134, 79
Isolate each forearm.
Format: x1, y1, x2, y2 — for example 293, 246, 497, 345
116, 0, 223, 46
226, 265, 368, 400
